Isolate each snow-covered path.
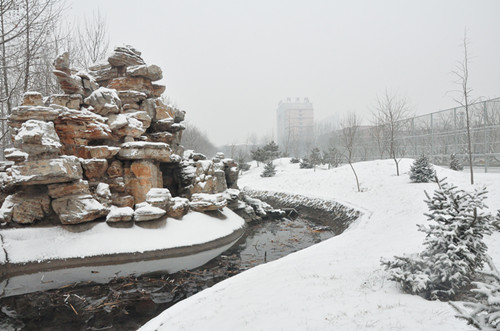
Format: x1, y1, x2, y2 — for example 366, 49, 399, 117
140, 158, 500, 330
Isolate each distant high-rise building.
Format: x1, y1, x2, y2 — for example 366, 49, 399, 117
276, 97, 314, 155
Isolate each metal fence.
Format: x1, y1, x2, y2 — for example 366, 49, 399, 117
331, 97, 500, 172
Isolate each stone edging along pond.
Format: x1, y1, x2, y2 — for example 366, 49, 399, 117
243, 188, 362, 234
0, 224, 246, 279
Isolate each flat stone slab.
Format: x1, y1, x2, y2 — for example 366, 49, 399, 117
118, 141, 180, 162
11, 156, 83, 185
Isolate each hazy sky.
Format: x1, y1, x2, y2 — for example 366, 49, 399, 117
68, 0, 500, 146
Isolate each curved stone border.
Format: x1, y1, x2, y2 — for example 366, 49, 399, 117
1, 224, 246, 279
243, 188, 361, 234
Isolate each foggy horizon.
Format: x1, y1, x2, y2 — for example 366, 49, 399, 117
67, 0, 500, 146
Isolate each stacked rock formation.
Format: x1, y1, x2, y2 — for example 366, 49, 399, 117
0, 46, 237, 226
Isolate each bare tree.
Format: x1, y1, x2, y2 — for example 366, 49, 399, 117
76, 9, 109, 68
181, 121, 217, 157
373, 90, 411, 176
340, 113, 361, 192
452, 31, 475, 184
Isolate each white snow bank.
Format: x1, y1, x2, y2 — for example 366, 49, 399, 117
0, 208, 245, 264
141, 158, 500, 331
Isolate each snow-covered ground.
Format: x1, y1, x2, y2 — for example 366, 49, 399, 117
0, 208, 245, 264
141, 158, 500, 331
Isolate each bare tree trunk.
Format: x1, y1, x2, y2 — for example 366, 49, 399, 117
23, 0, 30, 92
349, 162, 360, 192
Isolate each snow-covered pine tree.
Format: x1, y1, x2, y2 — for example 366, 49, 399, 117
409, 154, 435, 183
450, 255, 500, 329
382, 177, 494, 300
260, 161, 277, 177
450, 153, 464, 171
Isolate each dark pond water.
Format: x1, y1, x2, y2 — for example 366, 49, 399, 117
0, 217, 336, 330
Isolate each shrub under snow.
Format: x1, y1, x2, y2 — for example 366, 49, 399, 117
409, 154, 435, 183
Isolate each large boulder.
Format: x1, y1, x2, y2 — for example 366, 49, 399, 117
124, 160, 163, 204
0, 188, 51, 224
13, 120, 61, 157
107, 111, 151, 138
54, 108, 112, 145
51, 194, 108, 224
11, 156, 83, 185
84, 87, 121, 115
126, 64, 163, 81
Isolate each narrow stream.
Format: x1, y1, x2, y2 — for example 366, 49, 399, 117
0, 216, 336, 330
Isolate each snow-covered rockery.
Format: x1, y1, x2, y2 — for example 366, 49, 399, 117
0, 46, 241, 225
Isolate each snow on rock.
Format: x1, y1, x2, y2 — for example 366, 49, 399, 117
106, 206, 134, 222
134, 203, 166, 222
167, 197, 190, 219
189, 193, 227, 212
140, 158, 500, 331
0, 207, 245, 264
51, 194, 109, 225
146, 188, 172, 210
14, 120, 61, 156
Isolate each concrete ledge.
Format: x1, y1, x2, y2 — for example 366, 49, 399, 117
1, 224, 246, 279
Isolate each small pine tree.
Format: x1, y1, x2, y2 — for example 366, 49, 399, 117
382, 177, 494, 300
262, 141, 280, 161
309, 147, 322, 171
322, 147, 341, 169
450, 153, 464, 171
290, 157, 300, 164
260, 161, 276, 177
410, 154, 435, 183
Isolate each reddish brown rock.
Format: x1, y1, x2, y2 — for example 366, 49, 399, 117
81, 159, 108, 179
107, 160, 123, 178
124, 160, 162, 204
53, 70, 84, 95
47, 179, 91, 199
54, 108, 112, 145
111, 193, 135, 208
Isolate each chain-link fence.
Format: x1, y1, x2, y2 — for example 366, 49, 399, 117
331, 97, 500, 172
